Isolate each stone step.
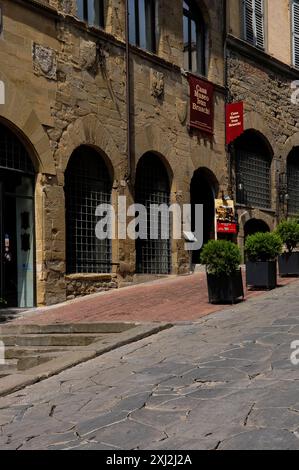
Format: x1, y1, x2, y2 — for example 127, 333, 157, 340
4, 346, 90, 359
16, 353, 67, 371
0, 359, 18, 374
0, 333, 104, 347
0, 323, 135, 335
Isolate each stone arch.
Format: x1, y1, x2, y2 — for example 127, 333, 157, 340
282, 132, 299, 164
56, 114, 121, 181
244, 219, 270, 238
243, 111, 278, 157
195, 166, 219, 196
135, 123, 176, 190
0, 72, 55, 175
237, 209, 276, 260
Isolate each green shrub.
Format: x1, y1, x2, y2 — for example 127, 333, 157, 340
276, 219, 299, 253
200, 240, 241, 276
245, 232, 283, 262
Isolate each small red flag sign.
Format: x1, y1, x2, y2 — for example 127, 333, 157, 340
226, 102, 244, 145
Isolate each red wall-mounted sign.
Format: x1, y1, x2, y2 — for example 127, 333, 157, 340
226, 102, 244, 145
188, 75, 214, 134
217, 222, 238, 234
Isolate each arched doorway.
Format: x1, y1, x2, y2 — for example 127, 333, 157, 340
0, 122, 36, 308
190, 168, 216, 264
135, 153, 171, 275
235, 130, 272, 209
244, 219, 270, 239
65, 146, 112, 274
287, 147, 299, 216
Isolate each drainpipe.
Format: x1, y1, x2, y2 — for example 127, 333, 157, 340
223, 0, 233, 198
125, 0, 132, 183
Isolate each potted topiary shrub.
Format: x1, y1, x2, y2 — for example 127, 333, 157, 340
200, 240, 244, 304
276, 219, 299, 277
245, 232, 283, 290
0, 298, 7, 309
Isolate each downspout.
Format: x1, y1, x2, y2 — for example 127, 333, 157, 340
125, 0, 132, 183
223, 0, 233, 197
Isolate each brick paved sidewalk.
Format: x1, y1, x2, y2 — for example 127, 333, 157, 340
11, 271, 298, 325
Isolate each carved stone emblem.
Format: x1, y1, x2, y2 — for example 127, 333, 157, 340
176, 98, 187, 124
151, 70, 164, 99
32, 43, 57, 80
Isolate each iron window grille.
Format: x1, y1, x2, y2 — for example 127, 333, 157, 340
0, 123, 34, 175
287, 150, 299, 215
65, 147, 112, 274
77, 0, 105, 28
236, 149, 271, 209
183, 0, 206, 75
129, 0, 157, 53
135, 154, 171, 275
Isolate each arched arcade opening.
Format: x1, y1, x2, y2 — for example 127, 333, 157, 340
0, 122, 36, 308
190, 168, 217, 264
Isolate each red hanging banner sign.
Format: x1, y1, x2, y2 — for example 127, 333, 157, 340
188, 75, 214, 134
226, 102, 244, 145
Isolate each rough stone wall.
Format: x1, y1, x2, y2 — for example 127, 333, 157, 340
1, 0, 227, 305
227, 51, 298, 148
227, 47, 299, 254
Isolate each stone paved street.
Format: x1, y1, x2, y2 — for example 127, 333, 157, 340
1, 281, 299, 450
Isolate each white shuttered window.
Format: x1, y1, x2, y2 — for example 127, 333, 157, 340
292, 0, 299, 68
243, 0, 265, 49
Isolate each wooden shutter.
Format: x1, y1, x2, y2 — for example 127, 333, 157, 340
292, 0, 299, 68
243, 0, 265, 49
254, 0, 265, 49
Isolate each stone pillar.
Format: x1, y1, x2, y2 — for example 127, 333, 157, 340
35, 173, 66, 306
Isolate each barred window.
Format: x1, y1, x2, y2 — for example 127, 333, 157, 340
242, 0, 265, 49
235, 131, 272, 209
129, 0, 157, 53
65, 147, 112, 274
135, 153, 171, 275
77, 0, 105, 28
288, 148, 299, 215
183, 0, 206, 75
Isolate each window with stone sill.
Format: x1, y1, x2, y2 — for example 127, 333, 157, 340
77, 0, 105, 28
129, 0, 157, 54
183, 0, 206, 76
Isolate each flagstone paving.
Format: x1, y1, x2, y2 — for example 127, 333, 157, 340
0, 281, 299, 449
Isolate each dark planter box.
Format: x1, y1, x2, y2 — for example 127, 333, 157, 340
206, 269, 244, 304
246, 260, 277, 290
278, 252, 299, 277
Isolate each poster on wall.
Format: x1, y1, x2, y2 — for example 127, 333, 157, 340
188, 75, 214, 134
215, 199, 237, 234
226, 102, 244, 145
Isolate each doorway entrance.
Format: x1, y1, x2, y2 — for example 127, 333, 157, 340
190, 169, 216, 264
244, 219, 270, 240
0, 123, 36, 308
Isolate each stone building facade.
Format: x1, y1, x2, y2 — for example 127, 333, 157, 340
0, 0, 227, 307
2, 0, 298, 309
227, 0, 299, 254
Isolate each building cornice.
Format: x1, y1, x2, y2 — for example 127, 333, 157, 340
227, 35, 299, 80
